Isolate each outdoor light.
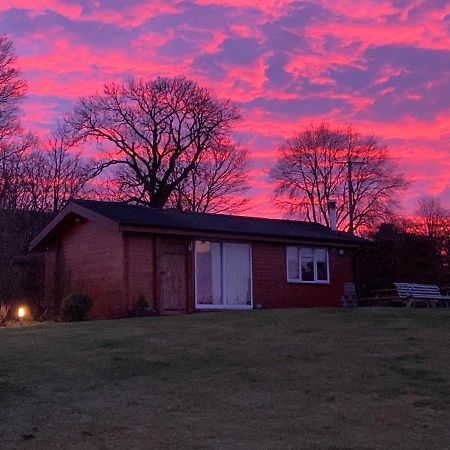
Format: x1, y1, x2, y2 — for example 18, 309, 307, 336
17, 306, 26, 324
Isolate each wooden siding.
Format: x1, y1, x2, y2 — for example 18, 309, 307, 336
124, 234, 195, 315
252, 242, 355, 308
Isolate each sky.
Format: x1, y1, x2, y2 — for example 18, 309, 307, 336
1, 0, 449, 217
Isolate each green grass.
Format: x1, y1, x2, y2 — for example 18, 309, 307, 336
1, 308, 450, 449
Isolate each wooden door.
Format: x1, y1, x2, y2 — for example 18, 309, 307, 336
157, 242, 188, 313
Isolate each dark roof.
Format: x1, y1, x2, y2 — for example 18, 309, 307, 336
71, 199, 365, 245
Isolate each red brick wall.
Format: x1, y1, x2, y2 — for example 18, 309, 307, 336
47, 219, 125, 320
125, 233, 155, 311
45, 225, 356, 319
44, 240, 59, 316
251, 242, 355, 308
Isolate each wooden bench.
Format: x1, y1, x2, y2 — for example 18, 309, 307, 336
394, 283, 450, 308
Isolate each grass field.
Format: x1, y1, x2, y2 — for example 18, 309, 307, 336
1, 308, 450, 449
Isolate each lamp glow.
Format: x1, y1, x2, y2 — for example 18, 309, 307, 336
18, 307, 25, 318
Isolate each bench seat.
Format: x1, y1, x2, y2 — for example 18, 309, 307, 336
394, 283, 450, 308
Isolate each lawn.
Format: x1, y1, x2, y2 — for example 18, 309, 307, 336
1, 308, 450, 450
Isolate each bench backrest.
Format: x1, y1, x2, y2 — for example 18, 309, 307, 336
394, 283, 441, 298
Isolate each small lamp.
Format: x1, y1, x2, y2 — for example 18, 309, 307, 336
18, 306, 26, 325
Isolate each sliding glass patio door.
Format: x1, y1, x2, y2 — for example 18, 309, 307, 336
195, 241, 252, 309
222, 243, 252, 306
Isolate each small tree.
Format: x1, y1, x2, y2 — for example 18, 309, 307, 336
270, 123, 408, 233
0, 35, 27, 162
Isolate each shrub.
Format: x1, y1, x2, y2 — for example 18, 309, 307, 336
59, 293, 91, 322
135, 294, 148, 309
0, 304, 9, 326
131, 294, 157, 317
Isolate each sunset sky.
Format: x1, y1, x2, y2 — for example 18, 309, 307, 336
1, 0, 449, 217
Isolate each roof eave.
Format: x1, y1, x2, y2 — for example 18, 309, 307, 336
29, 202, 119, 251
119, 224, 366, 247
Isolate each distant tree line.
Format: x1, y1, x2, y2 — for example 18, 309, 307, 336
359, 197, 450, 296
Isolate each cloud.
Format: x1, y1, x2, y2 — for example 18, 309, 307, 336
1, 0, 449, 216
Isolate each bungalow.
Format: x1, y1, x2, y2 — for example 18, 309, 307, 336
30, 199, 364, 320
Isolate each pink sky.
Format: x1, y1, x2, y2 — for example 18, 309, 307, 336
2, 0, 450, 217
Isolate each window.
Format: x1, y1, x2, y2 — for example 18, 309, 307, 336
286, 247, 329, 283
195, 241, 252, 309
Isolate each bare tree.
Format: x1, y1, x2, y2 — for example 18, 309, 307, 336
66, 77, 242, 209
39, 125, 97, 212
0, 134, 35, 211
0, 128, 96, 214
96, 141, 250, 213
413, 196, 450, 262
0, 35, 27, 162
270, 123, 408, 233
165, 138, 250, 213
415, 197, 450, 239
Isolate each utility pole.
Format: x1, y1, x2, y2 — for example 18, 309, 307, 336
347, 157, 354, 235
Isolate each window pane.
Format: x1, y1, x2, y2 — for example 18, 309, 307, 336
287, 247, 299, 280
195, 241, 222, 304
316, 248, 328, 281
301, 256, 314, 281
301, 247, 313, 257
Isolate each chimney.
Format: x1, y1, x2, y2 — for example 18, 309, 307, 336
327, 200, 337, 231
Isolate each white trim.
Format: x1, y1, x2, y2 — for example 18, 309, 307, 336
194, 240, 253, 310
286, 246, 330, 284
196, 304, 253, 310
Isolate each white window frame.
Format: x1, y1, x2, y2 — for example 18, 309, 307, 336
194, 240, 253, 310
286, 246, 330, 284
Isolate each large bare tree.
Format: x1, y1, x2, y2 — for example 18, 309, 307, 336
108, 138, 250, 213
270, 123, 408, 233
66, 77, 245, 210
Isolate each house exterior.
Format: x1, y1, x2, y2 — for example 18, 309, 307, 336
29, 199, 365, 320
